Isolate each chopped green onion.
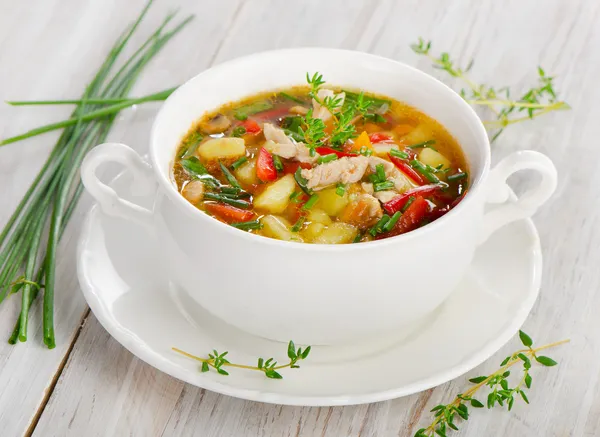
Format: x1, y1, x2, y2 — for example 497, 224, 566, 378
402, 196, 415, 212
390, 148, 409, 159
309, 147, 316, 157
382, 211, 401, 232
203, 193, 251, 209
231, 126, 246, 137
231, 156, 248, 170
364, 113, 386, 123
369, 215, 390, 236
374, 180, 395, 192
234, 100, 273, 121
448, 172, 468, 182
410, 159, 440, 183
407, 139, 437, 149
282, 116, 303, 133
219, 162, 241, 189
180, 157, 208, 176
353, 232, 363, 243
291, 217, 305, 232
289, 191, 303, 202
317, 153, 338, 164
220, 186, 242, 195
283, 129, 305, 142
302, 194, 319, 210
335, 183, 346, 197
343, 90, 391, 109
273, 155, 284, 172
375, 164, 386, 183
178, 132, 203, 158
231, 220, 263, 231
294, 167, 312, 195
279, 92, 304, 104
358, 146, 373, 157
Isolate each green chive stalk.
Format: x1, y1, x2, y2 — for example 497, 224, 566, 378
1, 0, 193, 348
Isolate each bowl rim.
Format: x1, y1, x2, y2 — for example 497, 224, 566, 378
149, 47, 491, 251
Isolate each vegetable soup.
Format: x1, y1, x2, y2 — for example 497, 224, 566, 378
172, 73, 468, 244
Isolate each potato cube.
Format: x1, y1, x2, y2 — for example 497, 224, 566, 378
197, 137, 245, 161
316, 188, 349, 216
314, 222, 358, 244
253, 174, 296, 214
260, 215, 303, 242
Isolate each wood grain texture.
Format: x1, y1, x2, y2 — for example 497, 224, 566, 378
0, 0, 599, 436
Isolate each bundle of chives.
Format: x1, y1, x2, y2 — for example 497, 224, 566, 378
0, 0, 193, 348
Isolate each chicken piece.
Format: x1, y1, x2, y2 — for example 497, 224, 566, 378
373, 190, 399, 204
181, 180, 204, 204
200, 114, 231, 134
341, 193, 383, 228
361, 182, 374, 195
301, 156, 370, 190
264, 123, 293, 145
263, 124, 317, 164
312, 89, 345, 122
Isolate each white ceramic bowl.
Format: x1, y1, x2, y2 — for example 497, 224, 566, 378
81, 48, 557, 345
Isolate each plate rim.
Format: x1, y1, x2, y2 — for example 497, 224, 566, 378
77, 205, 541, 407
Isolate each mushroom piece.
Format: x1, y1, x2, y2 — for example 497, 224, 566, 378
200, 114, 232, 134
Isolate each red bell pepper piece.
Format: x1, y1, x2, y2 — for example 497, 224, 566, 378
283, 161, 312, 175
254, 106, 292, 120
388, 153, 425, 185
369, 133, 393, 143
241, 119, 261, 134
256, 147, 278, 182
382, 184, 442, 215
377, 196, 429, 239
205, 202, 255, 223
315, 147, 358, 158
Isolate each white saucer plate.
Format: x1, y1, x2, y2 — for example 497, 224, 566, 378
77, 173, 541, 406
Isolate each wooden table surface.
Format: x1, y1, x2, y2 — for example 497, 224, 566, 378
1, 0, 598, 436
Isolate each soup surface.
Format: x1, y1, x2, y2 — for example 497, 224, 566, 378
172, 73, 468, 244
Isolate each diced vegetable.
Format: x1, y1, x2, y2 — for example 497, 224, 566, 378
197, 137, 246, 161
253, 174, 296, 213
231, 156, 248, 170
181, 180, 204, 204
241, 119, 261, 134
448, 172, 468, 182
302, 222, 326, 241
410, 159, 440, 183
302, 194, 320, 210
352, 131, 372, 151
393, 124, 413, 137
293, 167, 312, 195
256, 147, 278, 182
382, 184, 441, 214
200, 114, 231, 134
205, 202, 255, 223
402, 124, 432, 145
203, 193, 251, 209
219, 162, 241, 189
314, 222, 358, 244
234, 101, 273, 120
388, 153, 425, 185
291, 217, 306, 232
372, 142, 399, 157
260, 215, 303, 242
280, 92, 305, 104
316, 187, 349, 216
369, 133, 392, 143
317, 153, 338, 164
418, 147, 451, 170
234, 158, 258, 185
231, 220, 263, 231
378, 196, 429, 238
178, 132, 203, 158
307, 208, 332, 225
407, 139, 437, 150
315, 147, 358, 158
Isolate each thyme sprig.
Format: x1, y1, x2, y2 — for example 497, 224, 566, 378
303, 73, 375, 150
414, 331, 569, 437
411, 38, 570, 141
172, 340, 311, 380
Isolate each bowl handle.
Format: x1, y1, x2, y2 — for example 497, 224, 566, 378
479, 150, 557, 244
81, 143, 156, 231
